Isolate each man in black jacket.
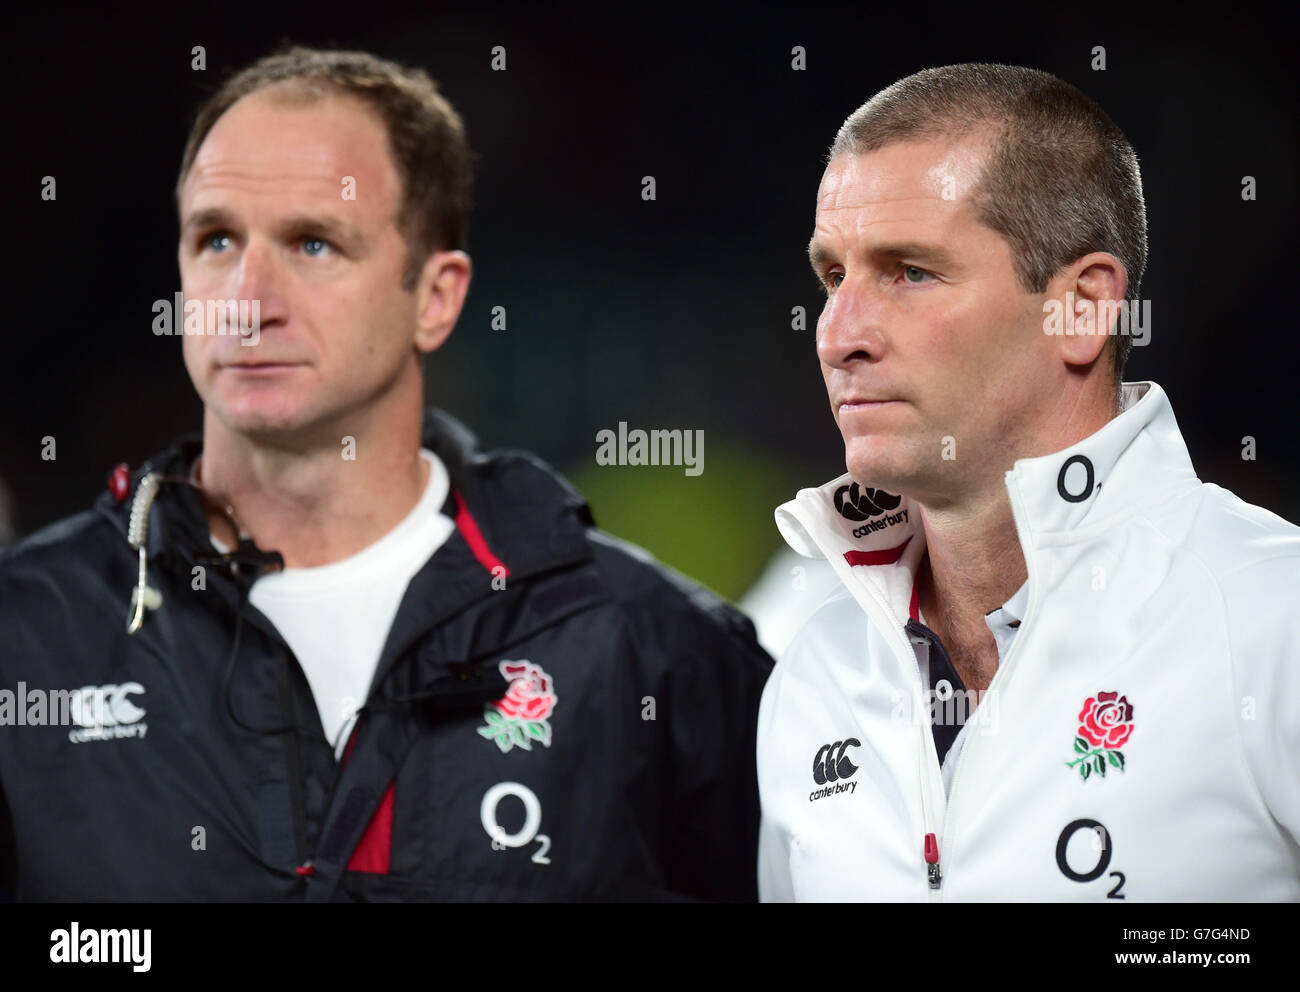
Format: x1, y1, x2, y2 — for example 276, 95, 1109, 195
0, 46, 772, 901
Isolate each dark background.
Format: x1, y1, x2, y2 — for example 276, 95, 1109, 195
3, 1, 1296, 599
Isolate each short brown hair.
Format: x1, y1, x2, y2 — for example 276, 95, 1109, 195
176, 45, 475, 291
831, 63, 1147, 390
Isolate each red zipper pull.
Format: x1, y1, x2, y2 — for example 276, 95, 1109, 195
924, 832, 942, 889
108, 463, 130, 502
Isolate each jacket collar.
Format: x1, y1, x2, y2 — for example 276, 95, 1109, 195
775, 380, 1199, 632
93, 407, 596, 585
1006, 380, 1198, 538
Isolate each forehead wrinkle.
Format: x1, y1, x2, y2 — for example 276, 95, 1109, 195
816, 195, 946, 220
184, 159, 397, 218
190, 147, 389, 183
188, 164, 355, 188
819, 155, 977, 212
813, 153, 980, 262
190, 98, 399, 201
811, 213, 967, 274
816, 206, 951, 243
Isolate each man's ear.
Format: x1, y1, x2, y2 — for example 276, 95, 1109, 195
413, 249, 472, 353
1047, 252, 1128, 368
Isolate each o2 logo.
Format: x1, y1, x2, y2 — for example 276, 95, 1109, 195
481, 781, 552, 865
1055, 818, 1126, 898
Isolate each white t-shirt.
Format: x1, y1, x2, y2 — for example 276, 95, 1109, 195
215, 449, 455, 758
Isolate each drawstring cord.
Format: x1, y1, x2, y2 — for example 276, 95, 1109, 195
116, 467, 297, 736
119, 468, 310, 879
217, 540, 305, 737
119, 466, 501, 879
125, 473, 162, 634
123, 467, 243, 636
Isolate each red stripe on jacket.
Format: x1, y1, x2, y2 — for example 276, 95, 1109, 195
843, 537, 911, 568
343, 490, 510, 874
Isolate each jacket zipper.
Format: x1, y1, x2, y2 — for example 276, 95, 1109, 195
926, 480, 1038, 900
830, 487, 1037, 901
841, 564, 947, 901
915, 694, 943, 901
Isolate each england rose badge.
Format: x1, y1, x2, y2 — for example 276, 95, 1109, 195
1066, 691, 1134, 782
477, 660, 557, 753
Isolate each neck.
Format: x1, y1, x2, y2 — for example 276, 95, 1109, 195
916, 372, 1119, 630
912, 494, 1023, 697
916, 491, 1026, 634
197, 375, 429, 568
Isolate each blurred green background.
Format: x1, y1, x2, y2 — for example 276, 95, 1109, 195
566, 438, 808, 602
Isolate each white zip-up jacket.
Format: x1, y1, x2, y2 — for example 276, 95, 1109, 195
757, 381, 1300, 901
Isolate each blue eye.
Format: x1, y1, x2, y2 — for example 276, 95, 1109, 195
820, 271, 844, 295
903, 265, 931, 283
204, 233, 231, 253
303, 238, 331, 256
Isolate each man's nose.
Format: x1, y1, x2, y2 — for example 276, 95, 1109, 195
229, 237, 275, 304
815, 276, 885, 369
224, 237, 289, 335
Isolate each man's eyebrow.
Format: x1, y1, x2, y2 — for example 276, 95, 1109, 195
181, 206, 234, 236
274, 214, 366, 247
808, 240, 837, 275
808, 239, 959, 273
871, 242, 959, 268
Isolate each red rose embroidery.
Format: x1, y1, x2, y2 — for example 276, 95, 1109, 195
1067, 690, 1134, 782
477, 660, 558, 753
494, 662, 556, 722
1077, 691, 1134, 749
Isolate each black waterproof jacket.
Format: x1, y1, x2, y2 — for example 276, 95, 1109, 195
0, 410, 773, 901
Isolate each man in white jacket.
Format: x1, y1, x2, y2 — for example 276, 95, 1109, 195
757, 63, 1300, 901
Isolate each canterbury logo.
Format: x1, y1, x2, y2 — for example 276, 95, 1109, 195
813, 738, 861, 784
69, 683, 148, 743
71, 683, 146, 728
833, 483, 902, 522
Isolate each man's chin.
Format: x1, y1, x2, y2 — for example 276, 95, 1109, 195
842, 437, 908, 492
211, 395, 318, 444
